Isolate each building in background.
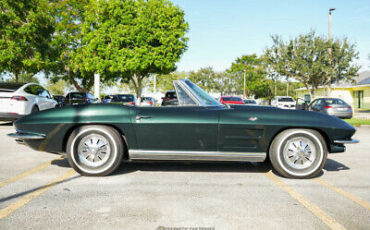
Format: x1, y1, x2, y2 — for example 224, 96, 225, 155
295, 71, 370, 110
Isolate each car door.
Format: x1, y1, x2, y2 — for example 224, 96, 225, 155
44, 90, 57, 109
133, 106, 220, 151
309, 99, 319, 111
316, 99, 325, 113
35, 85, 48, 110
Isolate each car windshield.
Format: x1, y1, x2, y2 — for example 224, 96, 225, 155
245, 100, 256, 104
114, 95, 134, 102
165, 92, 177, 99
70, 93, 86, 99
141, 97, 152, 102
325, 99, 346, 105
278, 97, 294, 102
182, 79, 221, 106
223, 97, 243, 102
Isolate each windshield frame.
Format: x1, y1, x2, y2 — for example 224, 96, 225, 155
173, 79, 222, 107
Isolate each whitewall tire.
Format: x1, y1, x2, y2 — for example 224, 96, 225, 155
269, 129, 327, 179
67, 125, 124, 176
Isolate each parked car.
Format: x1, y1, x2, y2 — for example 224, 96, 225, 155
271, 96, 296, 109
110, 94, 137, 106
8, 79, 359, 179
309, 98, 353, 119
64, 92, 97, 106
53, 95, 65, 108
161, 90, 178, 106
141, 97, 155, 106
219, 96, 245, 105
243, 99, 257, 105
0, 82, 57, 121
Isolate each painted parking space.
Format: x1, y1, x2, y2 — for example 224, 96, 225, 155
0, 125, 369, 229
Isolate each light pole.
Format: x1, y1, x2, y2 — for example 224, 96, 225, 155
327, 8, 335, 97
153, 74, 156, 94
94, 0, 100, 100
94, 73, 100, 100
328, 8, 335, 43
243, 69, 246, 99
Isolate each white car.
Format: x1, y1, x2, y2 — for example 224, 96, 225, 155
271, 96, 296, 109
140, 96, 155, 106
0, 82, 57, 121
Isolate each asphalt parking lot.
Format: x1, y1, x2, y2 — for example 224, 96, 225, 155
0, 123, 369, 230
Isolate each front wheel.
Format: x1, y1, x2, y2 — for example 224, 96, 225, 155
67, 125, 124, 176
269, 129, 327, 179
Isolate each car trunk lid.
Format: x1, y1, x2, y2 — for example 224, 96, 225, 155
0, 92, 14, 112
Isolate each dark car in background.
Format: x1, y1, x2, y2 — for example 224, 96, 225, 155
64, 92, 97, 106
219, 96, 244, 105
309, 98, 353, 119
53, 95, 65, 107
110, 94, 137, 106
161, 90, 178, 106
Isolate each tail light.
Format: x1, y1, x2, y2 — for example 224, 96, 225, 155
129, 102, 135, 105
347, 107, 351, 109
324, 106, 332, 109
11, 96, 28, 101
84, 98, 89, 102
149, 101, 153, 105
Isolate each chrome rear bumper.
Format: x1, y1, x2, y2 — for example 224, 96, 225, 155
334, 139, 359, 144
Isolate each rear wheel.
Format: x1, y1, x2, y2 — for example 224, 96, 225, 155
67, 125, 124, 176
31, 106, 39, 113
269, 129, 327, 179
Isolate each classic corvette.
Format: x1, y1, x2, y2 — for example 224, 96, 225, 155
8, 79, 359, 178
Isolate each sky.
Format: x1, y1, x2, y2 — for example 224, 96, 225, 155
171, 0, 370, 72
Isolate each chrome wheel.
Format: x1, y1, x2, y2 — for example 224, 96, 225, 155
77, 134, 111, 168
283, 137, 316, 170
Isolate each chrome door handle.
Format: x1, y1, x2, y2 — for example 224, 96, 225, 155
136, 115, 152, 121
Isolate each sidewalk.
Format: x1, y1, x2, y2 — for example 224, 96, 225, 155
354, 110, 370, 119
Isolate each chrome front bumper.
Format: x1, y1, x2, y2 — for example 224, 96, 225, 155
333, 139, 359, 144
7, 132, 45, 140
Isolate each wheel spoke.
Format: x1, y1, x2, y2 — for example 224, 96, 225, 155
77, 133, 111, 168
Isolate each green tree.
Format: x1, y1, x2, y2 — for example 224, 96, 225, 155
48, 0, 96, 92
228, 54, 267, 98
0, 0, 54, 82
46, 79, 74, 95
188, 67, 221, 93
325, 38, 360, 93
72, 0, 189, 100
265, 31, 360, 98
155, 71, 186, 93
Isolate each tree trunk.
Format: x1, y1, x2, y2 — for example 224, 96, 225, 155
286, 82, 289, 96
13, 70, 19, 82
303, 82, 312, 100
130, 74, 143, 105
68, 70, 88, 92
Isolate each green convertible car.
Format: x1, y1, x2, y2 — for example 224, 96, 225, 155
8, 79, 358, 178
